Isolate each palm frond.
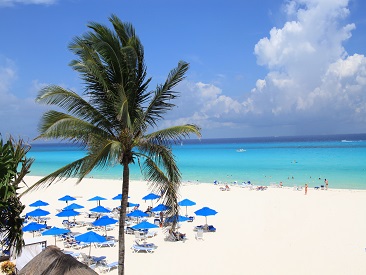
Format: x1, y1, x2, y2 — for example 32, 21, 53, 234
144, 61, 189, 127
36, 86, 113, 129
145, 124, 201, 146
36, 111, 113, 143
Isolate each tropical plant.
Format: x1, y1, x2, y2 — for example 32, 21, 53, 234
0, 260, 16, 275
0, 135, 34, 256
26, 15, 201, 275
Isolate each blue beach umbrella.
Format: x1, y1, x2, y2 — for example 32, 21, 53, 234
56, 209, 80, 228
194, 207, 218, 225
165, 215, 190, 223
58, 195, 76, 205
63, 203, 84, 211
112, 194, 130, 200
90, 205, 111, 214
75, 231, 106, 257
142, 193, 160, 207
26, 208, 50, 223
142, 193, 160, 201
56, 209, 80, 218
126, 209, 149, 218
42, 226, 70, 245
92, 216, 117, 227
127, 209, 149, 223
151, 204, 170, 212
88, 196, 107, 206
178, 198, 196, 216
23, 222, 46, 237
127, 202, 139, 208
92, 216, 118, 237
29, 200, 49, 208
131, 221, 158, 230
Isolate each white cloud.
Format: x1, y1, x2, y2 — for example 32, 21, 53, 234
0, 0, 56, 7
162, 0, 366, 137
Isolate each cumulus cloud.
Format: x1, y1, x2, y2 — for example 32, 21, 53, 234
0, 0, 56, 7
165, 0, 366, 137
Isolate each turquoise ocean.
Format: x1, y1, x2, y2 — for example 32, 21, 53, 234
28, 133, 366, 190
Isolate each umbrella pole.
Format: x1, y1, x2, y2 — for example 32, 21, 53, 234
54, 236, 56, 246
89, 243, 92, 257
186, 206, 188, 216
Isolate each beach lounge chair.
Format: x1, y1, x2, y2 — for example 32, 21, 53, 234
91, 255, 107, 265
72, 241, 89, 250
195, 229, 204, 240
95, 240, 116, 248
131, 244, 155, 253
99, 261, 118, 273
134, 230, 146, 242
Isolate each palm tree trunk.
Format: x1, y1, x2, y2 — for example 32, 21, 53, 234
118, 162, 130, 275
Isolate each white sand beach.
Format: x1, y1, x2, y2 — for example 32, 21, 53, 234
18, 176, 366, 275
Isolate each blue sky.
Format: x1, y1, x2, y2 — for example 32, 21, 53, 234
0, 0, 365, 140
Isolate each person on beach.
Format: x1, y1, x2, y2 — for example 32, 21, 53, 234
325, 179, 328, 190
305, 183, 308, 195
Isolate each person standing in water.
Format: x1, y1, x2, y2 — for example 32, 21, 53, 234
305, 183, 308, 195
325, 179, 328, 190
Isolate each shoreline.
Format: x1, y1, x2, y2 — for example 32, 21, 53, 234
24, 175, 366, 192
18, 176, 366, 274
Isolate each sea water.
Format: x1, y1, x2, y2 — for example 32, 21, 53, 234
27, 133, 366, 190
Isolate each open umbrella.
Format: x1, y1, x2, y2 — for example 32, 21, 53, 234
29, 200, 49, 208
127, 209, 148, 223
58, 195, 76, 205
165, 215, 190, 223
23, 222, 46, 237
63, 203, 84, 211
88, 196, 107, 206
194, 207, 218, 225
131, 221, 158, 230
26, 208, 50, 223
178, 198, 196, 216
75, 231, 106, 257
112, 194, 130, 200
151, 204, 170, 212
142, 193, 160, 207
126, 209, 149, 218
92, 216, 117, 237
56, 209, 80, 229
42, 226, 70, 245
90, 205, 111, 214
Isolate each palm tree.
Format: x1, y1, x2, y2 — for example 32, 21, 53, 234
0, 135, 34, 256
26, 15, 201, 275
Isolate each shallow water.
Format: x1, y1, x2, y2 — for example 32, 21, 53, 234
28, 133, 366, 190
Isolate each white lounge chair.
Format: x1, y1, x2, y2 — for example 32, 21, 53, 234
131, 244, 155, 253
95, 240, 116, 248
195, 229, 204, 240
99, 261, 118, 273
134, 230, 146, 242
